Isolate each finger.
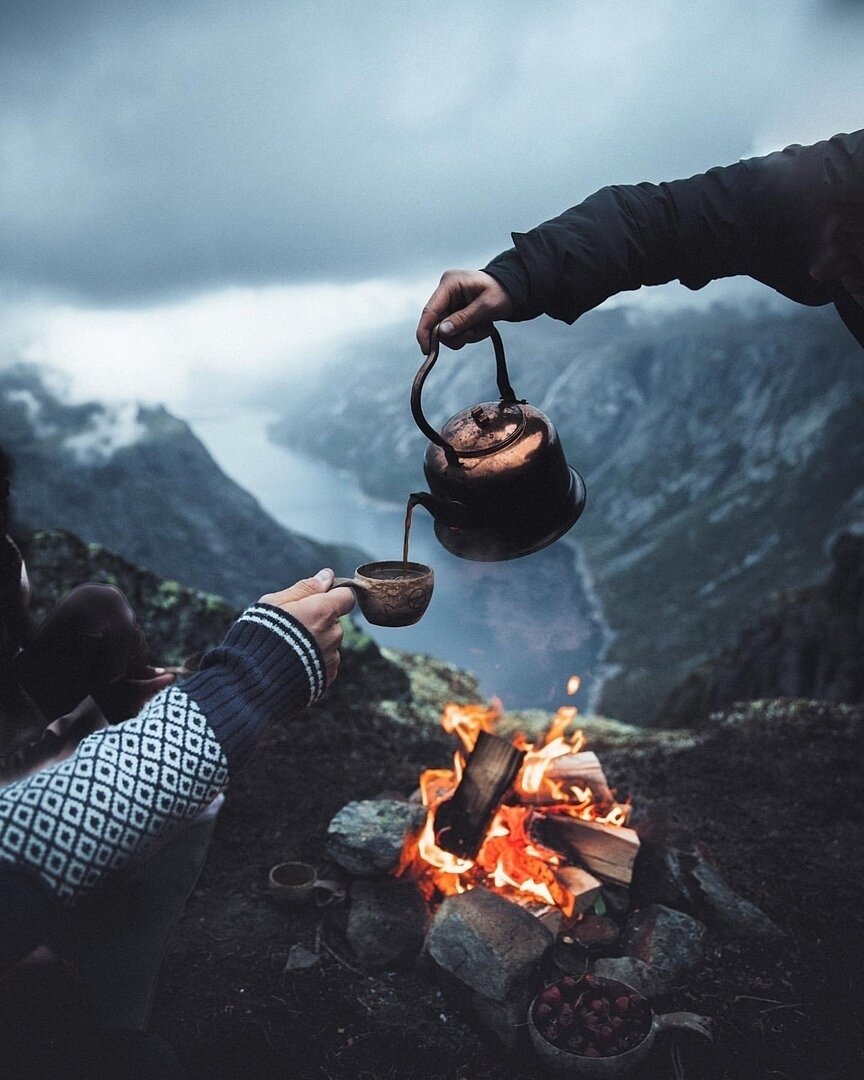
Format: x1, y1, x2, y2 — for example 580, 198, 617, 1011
326, 585, 356, 617
324, 651, 340, 686
259, 569, 333, 607
437, 285, 505, 344
416, 272, 470, 351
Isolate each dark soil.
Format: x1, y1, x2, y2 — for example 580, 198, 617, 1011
148, 694, 864, 1080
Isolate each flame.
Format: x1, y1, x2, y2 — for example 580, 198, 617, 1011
441, 699, 501, 756
395, 679, 632, 918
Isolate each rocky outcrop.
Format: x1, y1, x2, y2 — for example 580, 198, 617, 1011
659, 531, 864, 726
16, 527, 482, 716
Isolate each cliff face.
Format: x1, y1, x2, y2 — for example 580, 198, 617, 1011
268, 304, 864, 722
1, 365, 365, 609
660, 531, 864, 726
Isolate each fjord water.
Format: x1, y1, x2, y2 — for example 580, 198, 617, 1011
191, 411, 610, 712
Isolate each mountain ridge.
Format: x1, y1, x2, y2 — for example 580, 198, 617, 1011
0, 363, 366, 609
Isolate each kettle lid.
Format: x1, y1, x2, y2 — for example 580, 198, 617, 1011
440, 400, 526, 457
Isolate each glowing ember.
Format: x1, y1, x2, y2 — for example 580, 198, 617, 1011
395, 682, 632, 918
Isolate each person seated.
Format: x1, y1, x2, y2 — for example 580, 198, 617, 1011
0, 445, 174, 777
0, 565, 354, 1077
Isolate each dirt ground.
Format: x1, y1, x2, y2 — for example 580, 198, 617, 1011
144, 691, 864, 1080
7, 534, 862, 1079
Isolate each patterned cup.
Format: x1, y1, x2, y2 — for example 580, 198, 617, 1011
332, 561, 434, 627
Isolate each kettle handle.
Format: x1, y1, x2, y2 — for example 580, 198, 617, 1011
411, 323, 518, 451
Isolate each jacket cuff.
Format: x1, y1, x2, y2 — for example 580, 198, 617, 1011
182, 603, 325, 772
483, 246, 540, 321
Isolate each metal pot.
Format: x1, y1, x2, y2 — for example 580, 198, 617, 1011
409, 324, 586, 561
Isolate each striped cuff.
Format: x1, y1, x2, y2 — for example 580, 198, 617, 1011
234, 604, 325, 705
182, 603, 325, 772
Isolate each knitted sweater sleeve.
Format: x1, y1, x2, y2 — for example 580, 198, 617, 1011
0, 602, 324, 908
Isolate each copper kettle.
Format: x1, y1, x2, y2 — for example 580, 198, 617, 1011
409, 324, 586, 561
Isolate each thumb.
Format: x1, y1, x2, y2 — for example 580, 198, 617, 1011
259, 569, 334, 606
438, 299, 495, 346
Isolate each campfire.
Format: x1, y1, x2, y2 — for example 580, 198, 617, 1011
394, 679, 640, 921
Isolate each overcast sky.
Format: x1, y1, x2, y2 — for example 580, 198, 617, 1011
1, 0, 863, 406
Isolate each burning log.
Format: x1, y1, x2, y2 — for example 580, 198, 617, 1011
553, 865, 604, 915
522, 750, 613, 806
433, 731, 525, 859
540, 815, 640, 886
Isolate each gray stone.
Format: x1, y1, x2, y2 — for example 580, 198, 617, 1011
472, 983, 537, 1049
593, 955, 673, 997
689, 859, 785, 942
621, 903, 706, 983
424, 887, 553, 1003
327, 799, 426, 877
346, 879, 430, 970
634, 843, 785, 943
283, 943, 320, 972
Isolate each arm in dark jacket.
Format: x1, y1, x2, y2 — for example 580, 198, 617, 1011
485, 130, 864, 336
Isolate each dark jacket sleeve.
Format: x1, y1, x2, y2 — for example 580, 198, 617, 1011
485, 130, 864, 343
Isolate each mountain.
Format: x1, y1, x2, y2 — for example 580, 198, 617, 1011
660, 530, 864, 726
0, 364, 365, 608
266, 302, 864, 722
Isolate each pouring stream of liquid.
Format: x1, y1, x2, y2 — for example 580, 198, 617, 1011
402, 495, 418, 572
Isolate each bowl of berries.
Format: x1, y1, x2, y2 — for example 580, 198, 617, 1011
527, 973, 711, 1078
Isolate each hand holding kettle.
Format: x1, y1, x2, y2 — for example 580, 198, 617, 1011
416, 270, 513, 353
409, 323, 586, 562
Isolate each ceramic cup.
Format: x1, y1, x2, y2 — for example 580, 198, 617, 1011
267, 861, 345, 909
527, 975, 712, 1079
332, 561, 434, 627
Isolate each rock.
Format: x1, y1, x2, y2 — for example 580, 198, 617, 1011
598, 884, 632, 921
592, 956, 672, 997
346, 879, 429, 971
20, 530, 238, 667
571, 914, 620, 954
688, 858, 785, 942
631, 841, 701, 913
621, 904, 706, 984
424, 888, 553, 1003
326, 799, 426, 877
471, 983, 536, 1050
633, 842, 784, 942
283, 944, 320, 972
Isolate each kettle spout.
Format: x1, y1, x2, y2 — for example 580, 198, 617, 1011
408, 490, 471, 528
407, 491, 440, 518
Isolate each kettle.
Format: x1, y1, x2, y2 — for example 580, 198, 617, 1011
409, 324, 586, 561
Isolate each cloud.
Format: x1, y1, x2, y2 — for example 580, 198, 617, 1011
8, 277, 429, 406
2, 1, 862, 306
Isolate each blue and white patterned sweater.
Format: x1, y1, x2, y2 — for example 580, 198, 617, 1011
0, 603, 324, 967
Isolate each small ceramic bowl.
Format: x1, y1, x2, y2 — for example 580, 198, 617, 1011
527, 974, 711, 1079
268, 861, 344, 909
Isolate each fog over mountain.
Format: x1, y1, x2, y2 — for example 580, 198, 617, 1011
0, 364, 363, 608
